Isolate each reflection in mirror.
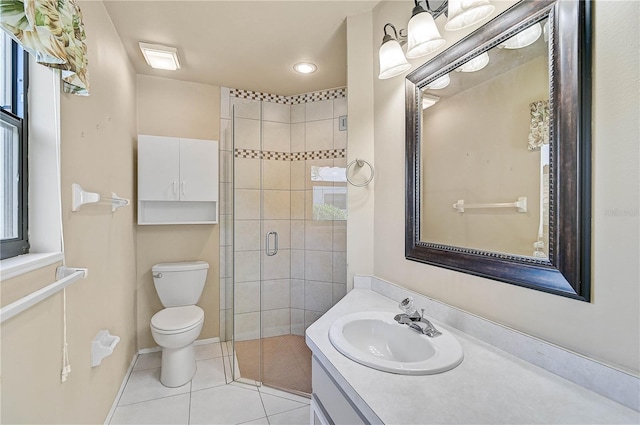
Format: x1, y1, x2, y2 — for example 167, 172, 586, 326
311, 166, 347, 221
420, 18, 550, 258
405, 0, 592, 301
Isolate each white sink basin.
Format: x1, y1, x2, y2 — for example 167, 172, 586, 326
328, 311, 463, 375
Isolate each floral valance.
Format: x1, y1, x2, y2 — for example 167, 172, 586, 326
1, 0, 89, 95
527, 100, 549, 151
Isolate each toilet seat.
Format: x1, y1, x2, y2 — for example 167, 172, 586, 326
151, 305, 204, 334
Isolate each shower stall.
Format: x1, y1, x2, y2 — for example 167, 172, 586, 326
219, 87, 348, 395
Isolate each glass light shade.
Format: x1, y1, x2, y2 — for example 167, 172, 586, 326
378, 39, 411, 79
445, 0, 495, 31
500, 23, 542, 49
426, 74, 450, 89
406, 11, 446, 59
455, 52, 489, 72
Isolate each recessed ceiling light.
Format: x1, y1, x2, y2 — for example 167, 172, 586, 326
139, 42, 181, 71
293, 62, 317, 74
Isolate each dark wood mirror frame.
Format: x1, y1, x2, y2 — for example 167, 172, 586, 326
405, 0, 591, 301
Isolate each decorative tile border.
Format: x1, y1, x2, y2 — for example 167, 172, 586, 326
234, 148, 346, 161
230, 87, 346, 105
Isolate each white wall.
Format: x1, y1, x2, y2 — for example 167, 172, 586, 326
347, 0, 639, 373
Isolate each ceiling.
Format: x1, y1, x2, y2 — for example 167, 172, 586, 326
103, 1, 379, 96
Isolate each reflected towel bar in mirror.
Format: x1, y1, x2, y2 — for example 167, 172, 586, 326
453, 197, 527, 213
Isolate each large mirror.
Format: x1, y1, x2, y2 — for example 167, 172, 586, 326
405, 0, 591, 301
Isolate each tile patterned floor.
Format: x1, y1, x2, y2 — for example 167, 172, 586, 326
109, 342, 310, 425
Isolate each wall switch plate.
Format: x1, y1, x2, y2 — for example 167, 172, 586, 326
339, 116, 347, 131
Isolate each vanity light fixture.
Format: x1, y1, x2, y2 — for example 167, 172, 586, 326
378, 0, 495, 79
422, 94, 440, 109
293, 62, 317, 74
139, 42, 181, 70
378, 24, 412, 79
455, 52, 489, 72
499, 23, 542, 49
406, 1, 446, 59
426, 73, 450, 89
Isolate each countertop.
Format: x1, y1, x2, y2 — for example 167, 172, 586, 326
306, 289, 640, 424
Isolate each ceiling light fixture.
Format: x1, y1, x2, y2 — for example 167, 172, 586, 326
139, 42, 181, 70
294, 62, 317, 74
378, 0, 496, 79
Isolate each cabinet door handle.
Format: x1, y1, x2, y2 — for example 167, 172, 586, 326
181, 181, 186, 196
173, 181, 178, 195
265, 231, 278, 256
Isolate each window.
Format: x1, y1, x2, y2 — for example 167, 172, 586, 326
1, 33, 29, 260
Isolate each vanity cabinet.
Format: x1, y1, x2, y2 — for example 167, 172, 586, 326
138, 135, 218, 224
311, 356, 367, 425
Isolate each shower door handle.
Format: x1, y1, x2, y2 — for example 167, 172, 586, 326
265, 231, 278, 256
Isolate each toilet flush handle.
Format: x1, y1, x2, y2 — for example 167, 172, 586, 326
153, 272, 163, 278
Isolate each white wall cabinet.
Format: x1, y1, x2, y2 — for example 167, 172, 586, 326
138, 135, 218, 224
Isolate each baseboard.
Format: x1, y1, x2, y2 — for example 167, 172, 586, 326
138, 336, 222, 354
103, 352, 138, 425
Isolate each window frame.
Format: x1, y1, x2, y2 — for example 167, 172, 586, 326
1, 39, 29, 260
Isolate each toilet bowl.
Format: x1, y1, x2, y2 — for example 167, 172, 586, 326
149, 261, 209, 388
151, 305, 204, 387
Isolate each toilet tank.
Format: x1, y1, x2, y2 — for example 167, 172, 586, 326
152, 261, 209, 307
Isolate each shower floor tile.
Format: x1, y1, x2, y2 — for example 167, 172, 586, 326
109, 342, 310, 425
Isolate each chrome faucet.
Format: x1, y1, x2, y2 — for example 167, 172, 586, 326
394, 297, 442, 338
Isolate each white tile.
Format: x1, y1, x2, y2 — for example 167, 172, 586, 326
304, 280, 333, 313
262, 249, 291, 280
268, 405, 311, 425
290, 160, 306, 190
306, 100, 333, 121
110, 393, 189, 425
291, 191, 305, 219
291, 308, 305, 336
333, 221, 347, 252
263, 220, 291, 249
118, 368, 190, 406
291, 103, 305, 123
234, 158, 261, 190
304, 250, 333, 281
195, 342, 224, 360
235, 312, 261, 341
290, 122, 305, 152
290, 250, 305, 279
221, 87, 230, 119
305, 310, 322, 330
263, 101, 291, 123
305, 120, 333, 151
238, 417, 269, 425
333, 97, 347, 118
290, 279, 304, 308
261, 308, 290, 337
235, 219, 261, 251
220, 150, 233, 183
332, 252, 347, 284
333, 283, 347, 304
263, 160, 291, 190
230, 380, 260, 392
262, 279, 291, 310
259, 392, 307, 416
291, 220, 305, 249
190, 385, 267, 425
263, 190, 290, 220
234, 117, 261, 150
133, 352, 161, 371
259, 386, 310, 405
263, 121, 290, 152
231, 97, 261, 120
305, 221, 333, 251
222, 340, 233, 356
220, 118, 232, 151
334, 117, 347, 149
192, 357, 227, 391
235, 281, 261, 313
234, 250, 260, 282
235, 189, 261, 220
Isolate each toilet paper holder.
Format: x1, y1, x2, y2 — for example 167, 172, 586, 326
92, 330, 120, 367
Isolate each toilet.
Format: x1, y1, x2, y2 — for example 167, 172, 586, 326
150, 261, 208, 387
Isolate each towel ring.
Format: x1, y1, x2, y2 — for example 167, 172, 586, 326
346, 159, 375, 187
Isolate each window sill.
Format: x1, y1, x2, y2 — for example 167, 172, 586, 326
0, 252, 63, 280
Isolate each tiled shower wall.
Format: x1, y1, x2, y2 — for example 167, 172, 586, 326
219, 87, 347, 342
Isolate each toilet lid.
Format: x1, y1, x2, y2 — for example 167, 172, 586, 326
151, 306, 204, 332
